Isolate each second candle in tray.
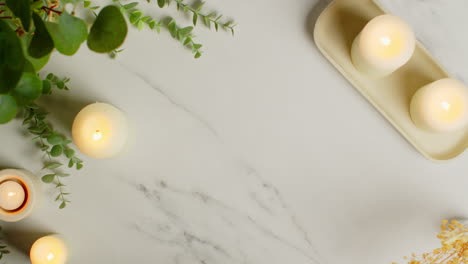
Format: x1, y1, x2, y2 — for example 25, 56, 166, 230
351, 14, 416, 77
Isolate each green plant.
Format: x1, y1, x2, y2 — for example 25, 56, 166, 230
22, 73, 82, 209
0, 0, 235, 207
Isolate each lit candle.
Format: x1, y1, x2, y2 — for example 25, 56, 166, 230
410, 78, 468, 132
0, 169, 39, 222
0, 180, 25, 211
30, 235, 68, 264
351, 14, 416, 77
72, 103, 128, 159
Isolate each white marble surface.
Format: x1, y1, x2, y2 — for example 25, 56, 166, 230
2, 0, 468, 263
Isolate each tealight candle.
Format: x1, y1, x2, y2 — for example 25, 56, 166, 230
0, 169, 39, 222
72, 103, 128, 159
351, 14, 416, 77
0, 180, 25, 211
410, 78, 468, 133
30, 235, 68, 264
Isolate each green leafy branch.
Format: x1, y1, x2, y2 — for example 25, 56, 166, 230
22, 73, 83, 209
118, 1, 203, 58
156, 0, 236, 35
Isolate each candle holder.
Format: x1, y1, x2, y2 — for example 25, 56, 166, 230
314, 0, 467, 161
0, 169, 40, 222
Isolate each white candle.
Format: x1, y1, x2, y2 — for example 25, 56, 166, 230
30, 235, 68, 264
0, 180, 25, 211
351, 14, 416, 77
0, 169, 39, 222
72, 103, 128, 159
410, 78, 468, 132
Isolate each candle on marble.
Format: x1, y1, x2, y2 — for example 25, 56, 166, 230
72, 103, 128, 159
351, 14, 416, 77
0, 169, 39, 222
30, 235, 68, 264
410, 78, 468, 133
0, 180, 25, 211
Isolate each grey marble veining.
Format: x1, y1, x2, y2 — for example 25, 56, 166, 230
2, 0, 468, 263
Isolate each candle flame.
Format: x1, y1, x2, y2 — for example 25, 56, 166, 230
441, 101, 451, 111
47, 252, 55, 261
380, 36, 392, 46
92, 130, 103, 141
7, 192, 15, 197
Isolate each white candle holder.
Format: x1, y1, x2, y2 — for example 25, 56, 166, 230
0, 169, 40, 222
314, 0, 468, 161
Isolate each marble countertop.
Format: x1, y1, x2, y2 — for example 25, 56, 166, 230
2, 0, 468, 263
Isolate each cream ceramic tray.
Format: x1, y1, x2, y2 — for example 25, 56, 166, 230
314, 0, 468, 161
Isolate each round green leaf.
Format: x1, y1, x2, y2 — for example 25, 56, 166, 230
6, 0, 31, 31
42, 79, 52, 94
50, 145, 63, 157
29, 13, 54, 58
41, 174, 55, 183
46, 12, 88, 56
47, 133, 64, 145
0, 95, 18, 124
20, 34, 50, 72
12, 72, 43, 105
87, 6, 128, 53
23, 59, 35, 73
0, 20, 25, 94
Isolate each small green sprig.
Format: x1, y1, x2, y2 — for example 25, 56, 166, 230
22, 73, 83, 209
157, 0, 236, 35
118, 1, 203, 58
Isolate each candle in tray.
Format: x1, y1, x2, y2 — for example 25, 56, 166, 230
0, 180, 25, 211
30, 235, 68, 264
410, 78, 468, 133
0, 169, 39, 222
351, 14, 416, 77
72, 103, 128, 159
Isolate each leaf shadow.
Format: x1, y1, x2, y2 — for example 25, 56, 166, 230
304, 0, 332, 47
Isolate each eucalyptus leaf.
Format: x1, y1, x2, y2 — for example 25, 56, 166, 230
46, 12, 88, 56
87, 5, 128, 53
0, 20, 25, 94
20, 34, 50, 71
12, 73, 43, 105
41, 174, 55, 183
47, 133, 64, 145
42, 79, 52, 94
6, 0, 31, 31
29, 13, 54, 58
123, 2, 138, 9
0, 95, 18, 124
157, 0, 165, 8
42, 162, 63, 170
50, 145, 63, 157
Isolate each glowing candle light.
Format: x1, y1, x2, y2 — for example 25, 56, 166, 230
30, 235, 68, 264
72, 103, 128, 159
410, 78, 468, 132
0, 180, 25, 211
351, 14, 416, 77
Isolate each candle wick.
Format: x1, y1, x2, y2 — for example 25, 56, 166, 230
380, 36, 392, 46
441, 101, 451, 111
92, 130, 103, 141
47, 252, 55, 261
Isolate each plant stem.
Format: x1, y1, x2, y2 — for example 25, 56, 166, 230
171, 0, 236, 35
41, 6, 62, 15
